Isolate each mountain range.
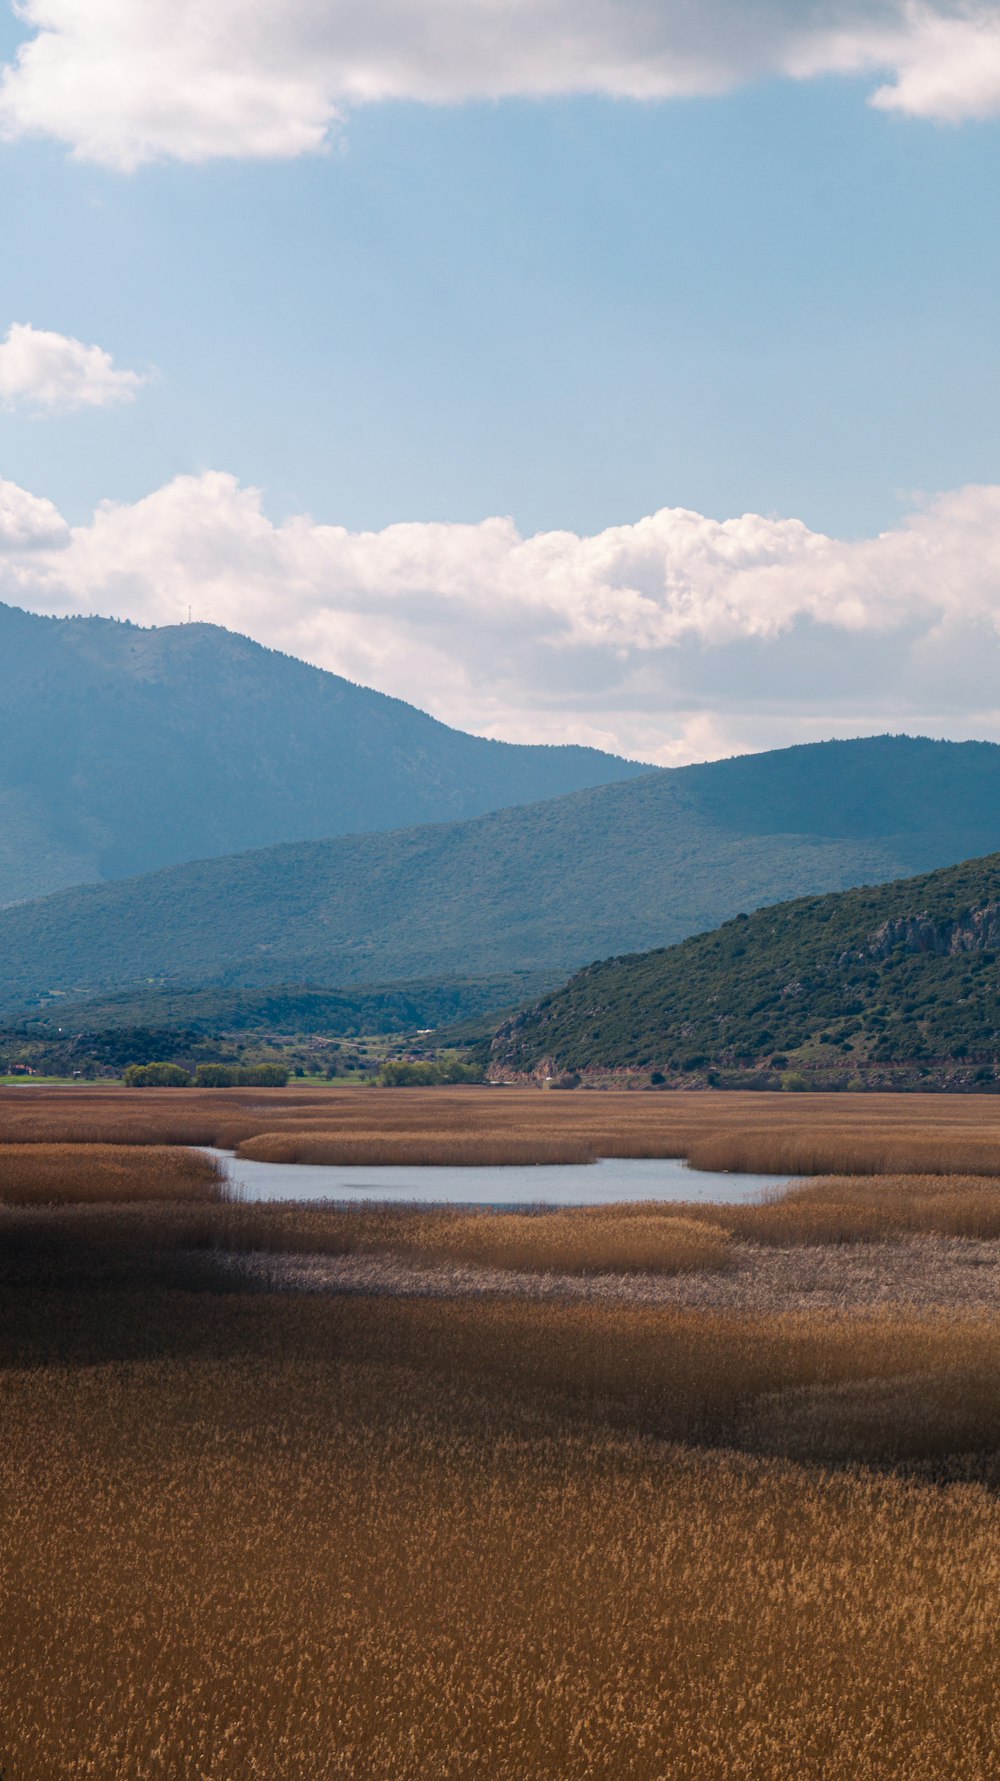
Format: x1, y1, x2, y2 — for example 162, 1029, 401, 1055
4, 731, 1000, 1020
0, 602, 647, 906
489, 850, 1000, 1090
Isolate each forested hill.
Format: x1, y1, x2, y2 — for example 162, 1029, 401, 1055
4, 734, 1000, 1017
0, 602, 648, 904
490, 852, 1000, 1089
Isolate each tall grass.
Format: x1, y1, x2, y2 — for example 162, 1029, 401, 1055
687, 1129, 1000, 1177
0, 1144, 226, 1205
235, 1131, 597, 1165
3, 1283, 1000, 1776
575, 1175, 1000, 1244
736, 1173, 1000, 1243
187, 1174, 1000, 1260
9, 1083, 1000, 1175
5, 1082, 998, 1182
402, 1209, 733, 1275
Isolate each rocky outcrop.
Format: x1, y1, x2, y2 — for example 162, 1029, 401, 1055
864, 902, 1000, 961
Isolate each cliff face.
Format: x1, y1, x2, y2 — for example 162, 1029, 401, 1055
864, 903, 1000, 960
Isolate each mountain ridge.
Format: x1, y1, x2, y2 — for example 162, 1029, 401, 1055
0, 601, 649, 904
3, 733, 1000, 1017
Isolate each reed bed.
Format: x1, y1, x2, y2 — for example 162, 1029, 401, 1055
235, 1130, 598, 1165
0, 1200, 730, 1285
735, 1173, 1000, 1243
198, 1173, 1000, 1258
0, 1143, 226, 1206
4, 1285, 1000, 1777
398, 1210, 733, 1275
564, 1174, 1000, 1244
687, 1128, 1000, 1178
8, 1084, 1000, 1176
251, 1232, 1000, 1319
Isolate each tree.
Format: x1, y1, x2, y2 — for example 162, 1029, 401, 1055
124, 1062, 191, 1087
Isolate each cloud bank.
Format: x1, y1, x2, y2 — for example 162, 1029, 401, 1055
4, 468, 1000, 763
2, 2, 999, 168
0, 322, 147, 412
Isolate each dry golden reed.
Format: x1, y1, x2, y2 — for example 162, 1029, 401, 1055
399, 1209, 732, 1275
587, 1174, 1000, 1244
7, 1083, 1000, 1176
179, 1173, 1000, 1262
3, 1285, 1000, 1778
235, 1130, 597, 1166
0, 1143, 225, 1205
686, 1127, 1000, 1177
735, 1172, 1000, 1242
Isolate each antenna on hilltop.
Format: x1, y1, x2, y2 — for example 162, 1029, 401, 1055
187, 603, 192, 624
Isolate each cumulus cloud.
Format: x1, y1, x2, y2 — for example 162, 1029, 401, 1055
1, 1, 999, 168
0, 475, 69, 548
0, 322, 147, 412
5, 468, 1000, 761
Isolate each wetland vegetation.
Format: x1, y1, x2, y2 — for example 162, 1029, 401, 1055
4, 1085, 1000, 1776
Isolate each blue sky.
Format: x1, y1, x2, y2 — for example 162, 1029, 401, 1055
3, 81, 999, 538
2, 0, 1000, 763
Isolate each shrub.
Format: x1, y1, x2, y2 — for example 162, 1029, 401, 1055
379, 1061, 441, 1087
124, 1062, 192, 1088
193, 1064, 290, 1088
378, 1060, 481, 1087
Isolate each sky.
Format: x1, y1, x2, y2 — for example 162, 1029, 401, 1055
1, 0, 1000, 765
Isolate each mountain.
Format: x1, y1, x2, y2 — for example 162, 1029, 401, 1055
490, 851, 1000, 1090
3, 734, 1000, 1018
0, 602, 648, 905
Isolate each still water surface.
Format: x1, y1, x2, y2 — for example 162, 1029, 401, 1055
208, 1149, 796, 1208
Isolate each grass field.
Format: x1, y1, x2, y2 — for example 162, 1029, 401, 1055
4, 1090, 1000, 1776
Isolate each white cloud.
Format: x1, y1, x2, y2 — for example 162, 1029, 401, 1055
5, 467, 1000, 761
0, 322, 147, 412
0, 474, 68, 548
2, 2, 999, 169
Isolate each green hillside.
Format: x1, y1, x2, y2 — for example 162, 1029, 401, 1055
0, 602, 646, 904
490, 851, 1000, 1089
4, 734, 1000, 1017
25, 974, 548, 1039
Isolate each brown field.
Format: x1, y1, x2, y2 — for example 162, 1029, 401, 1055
5, 1091, 1000, 1775
7, 1082, 1000, 1175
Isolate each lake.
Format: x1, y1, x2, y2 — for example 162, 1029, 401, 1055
207, 1149, 797, 1207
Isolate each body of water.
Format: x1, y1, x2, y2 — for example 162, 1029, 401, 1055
207, 1150, 796, 1207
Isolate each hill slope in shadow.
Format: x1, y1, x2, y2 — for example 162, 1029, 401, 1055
3, 734, 1000, 1015
0, 602, 647, 904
